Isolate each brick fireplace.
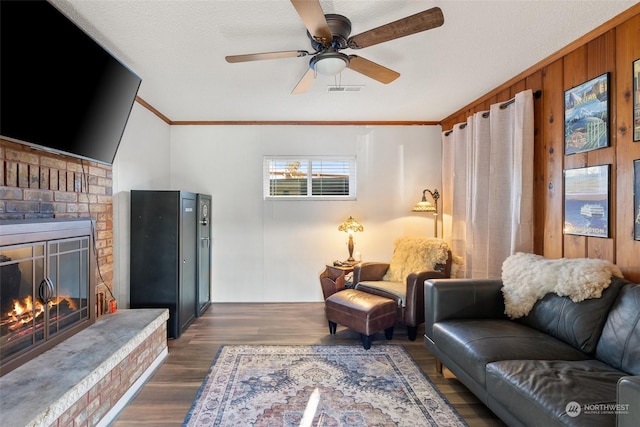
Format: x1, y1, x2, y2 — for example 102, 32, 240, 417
0, 138, 116, 313
0, 140, 165, 425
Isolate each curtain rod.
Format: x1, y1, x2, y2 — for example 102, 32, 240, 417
444, 90, 542, 136
497, 89, 542, 110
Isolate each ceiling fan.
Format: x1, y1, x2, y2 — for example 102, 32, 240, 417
225, 0, 444, 94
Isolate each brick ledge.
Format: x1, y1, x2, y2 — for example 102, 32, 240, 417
0, 308, 169, 427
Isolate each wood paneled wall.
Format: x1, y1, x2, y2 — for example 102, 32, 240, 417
440, 4, 640, 282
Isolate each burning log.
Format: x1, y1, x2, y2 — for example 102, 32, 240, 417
1, 296, 77, 338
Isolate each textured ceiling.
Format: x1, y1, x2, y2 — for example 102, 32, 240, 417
51, 0, 636, 122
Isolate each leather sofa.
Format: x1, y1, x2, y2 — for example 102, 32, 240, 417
424, 277, 640, 427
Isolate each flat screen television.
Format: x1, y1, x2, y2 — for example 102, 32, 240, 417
1, 0, 142, 165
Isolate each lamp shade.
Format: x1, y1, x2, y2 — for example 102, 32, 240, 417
411, 200, 436, 212
338, 216, 363, 234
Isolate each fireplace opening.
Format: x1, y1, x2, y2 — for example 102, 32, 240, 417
0, 219, 95, 376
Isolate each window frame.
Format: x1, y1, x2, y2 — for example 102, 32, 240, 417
263, 155, 357, 200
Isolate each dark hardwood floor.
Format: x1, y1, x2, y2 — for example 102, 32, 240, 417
111, 303, 505, 427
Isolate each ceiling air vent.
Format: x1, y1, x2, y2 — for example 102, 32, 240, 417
327, 85, 363, 92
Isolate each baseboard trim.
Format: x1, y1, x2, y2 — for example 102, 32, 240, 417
97, 347, 169, 427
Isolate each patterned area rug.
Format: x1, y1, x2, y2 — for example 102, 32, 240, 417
183, 345, 467, 426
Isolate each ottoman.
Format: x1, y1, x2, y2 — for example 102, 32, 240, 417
325, 289, 397, 349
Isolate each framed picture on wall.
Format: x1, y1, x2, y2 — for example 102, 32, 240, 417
563, 164, 610, 238
634, 59, 640, 142
634, 160, 640, 240
564, 73, 609, 155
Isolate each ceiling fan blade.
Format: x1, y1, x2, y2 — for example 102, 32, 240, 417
291, 68, 315, 95
347, 55, 399, 84
290, 0, 332, 45
347, 7, 444, 49
226, 50, 309, 63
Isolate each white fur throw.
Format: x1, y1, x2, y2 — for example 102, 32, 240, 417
501, 252, 623, 318
383, 237, 450, 282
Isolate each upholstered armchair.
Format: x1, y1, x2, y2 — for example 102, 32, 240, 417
352, 237, 452, 341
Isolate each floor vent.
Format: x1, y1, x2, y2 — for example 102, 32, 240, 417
327, 85, 363, 92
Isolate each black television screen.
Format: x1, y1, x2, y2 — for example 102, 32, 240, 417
0, 0, 141, 165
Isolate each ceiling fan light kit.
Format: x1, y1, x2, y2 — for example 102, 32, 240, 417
225, 0, 444, 94
310, 49, 350, 76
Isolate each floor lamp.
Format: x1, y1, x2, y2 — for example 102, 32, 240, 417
411, 188, 439, 237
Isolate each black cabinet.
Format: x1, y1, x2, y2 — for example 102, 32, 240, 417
130, 190, 209, 338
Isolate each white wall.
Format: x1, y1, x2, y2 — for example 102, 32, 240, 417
111, 103, 172, 307
168, 125, 442, 302
110, 112, 443, 304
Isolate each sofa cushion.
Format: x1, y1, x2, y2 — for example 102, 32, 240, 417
596, 284, 640, 375
432, 319, 590, 387
355, 280, 405, 307
486, 359, 625, 427
518, 276, 627, 354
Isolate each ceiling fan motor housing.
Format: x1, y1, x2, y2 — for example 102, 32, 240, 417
307, 14, 352, 51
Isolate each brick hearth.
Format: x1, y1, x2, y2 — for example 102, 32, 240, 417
0, 308, 168, 427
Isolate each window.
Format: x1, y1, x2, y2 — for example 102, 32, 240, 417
264, 156, 356, 200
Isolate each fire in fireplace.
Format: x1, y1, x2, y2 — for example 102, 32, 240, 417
1, 293, 80, 356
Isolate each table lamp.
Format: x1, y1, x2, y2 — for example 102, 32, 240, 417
338, 216, 363, 264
